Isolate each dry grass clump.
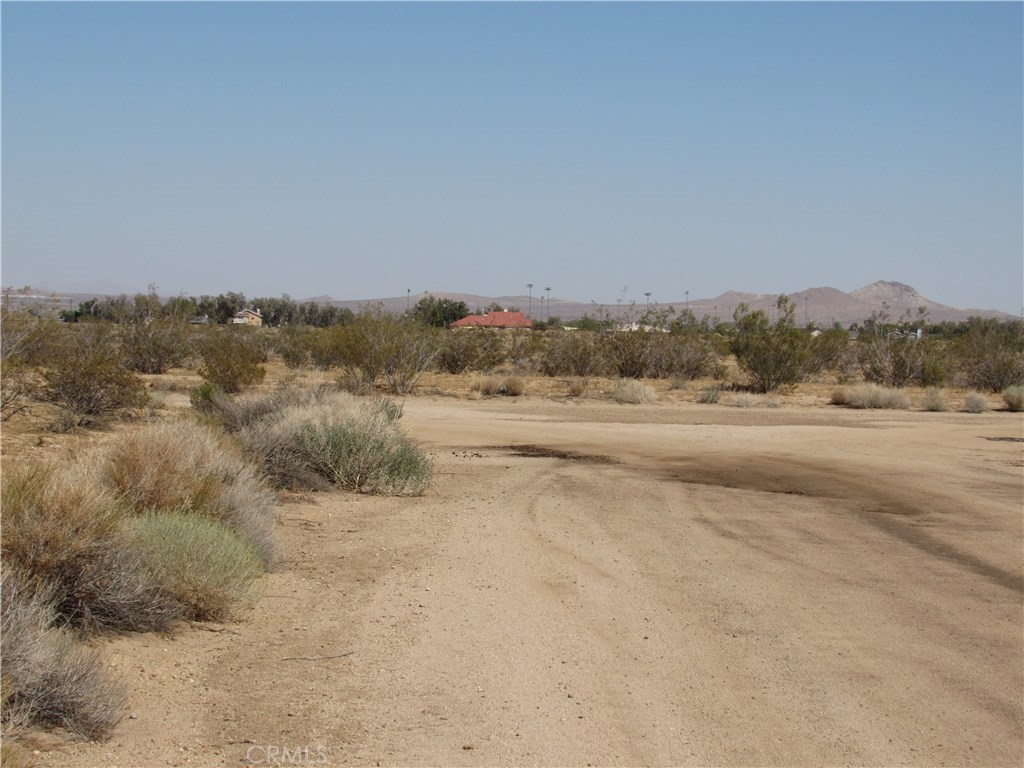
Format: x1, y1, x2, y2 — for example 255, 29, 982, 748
830, 384, 910, 410
1001, 386, 1024, 412
963, 392, 990, 413
130, 513, 262, 622
730, 393, 761, 408
1, 572, 126, 740
565, 378, 589, 397
472, 377, 526, 397
99, 420, 278, 568
922, 387, 950, 412
237, 390, 431, 496
611, 379, 657, 404
696, 386, 721, 404
0, 462, 173, 632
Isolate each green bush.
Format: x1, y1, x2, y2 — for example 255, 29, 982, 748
131, 513, 261, 622
39, 326, 147, 423
120, 318, 191, 374
953, 319, 1024, 392
730, 296, 809, 393
196, 328, 266, 393
435, 330, 504, 374
541, 332, 607, 377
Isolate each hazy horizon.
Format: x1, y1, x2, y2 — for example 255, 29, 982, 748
3, 3, 1022, 313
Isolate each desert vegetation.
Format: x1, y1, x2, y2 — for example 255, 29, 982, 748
1, 286, 1022, 761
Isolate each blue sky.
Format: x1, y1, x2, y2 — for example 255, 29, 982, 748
2, 2, 1022, 312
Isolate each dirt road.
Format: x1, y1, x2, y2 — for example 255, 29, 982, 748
42, 397, 1023, 767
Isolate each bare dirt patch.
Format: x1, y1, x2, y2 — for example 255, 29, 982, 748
23, 393, 1024, 767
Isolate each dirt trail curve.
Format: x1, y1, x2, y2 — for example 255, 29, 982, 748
43, 399, 1023, 767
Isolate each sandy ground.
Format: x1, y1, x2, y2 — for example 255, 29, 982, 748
28, 395, 1024, 767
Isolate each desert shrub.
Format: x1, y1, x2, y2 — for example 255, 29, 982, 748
443, 330, 504, 374
830, 384, 910, 410
2, 463, 123, 612
39, 325, 147, 423
305, 326, 346, 370
0, 461, 180, 633
541, 332, 607, 377
326, 312, 441, 394
238, 393, 430, 495
696, 386, 722, 404
922, 387, 950, 412
953, 319, 1024, 392
803, 327, 853, 377
565, 378, 589, 397
504, 331, 545, 372
1002, 386, 1024, 412
730, 393, 760, 408
963, 392, 990, 413
652, 333, 724, 381
1, 357, 37, 421
730, 297, 809, 393
194, 380, 335, 434
120, 318, 191, 374
472, 377, 525, 397
274, 326, 312, 369
856, 309, 931, 388
611, 379, 657, 404
1, 571, 126, 740
130, 513, 261, 622
602, 331, 657, 379
99, 420, 278, 568
196, 328, 266, 393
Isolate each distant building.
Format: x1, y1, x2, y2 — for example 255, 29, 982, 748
229, 308, 263, 327
451, 310, 532, 329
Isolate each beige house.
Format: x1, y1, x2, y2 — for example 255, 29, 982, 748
229, 308, 263, 327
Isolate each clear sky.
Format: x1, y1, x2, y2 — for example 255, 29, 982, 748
2, 1, 1022, 312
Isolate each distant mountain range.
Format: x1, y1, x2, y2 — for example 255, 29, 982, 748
8, 280, 1016, 326
318, 281, 1015, 326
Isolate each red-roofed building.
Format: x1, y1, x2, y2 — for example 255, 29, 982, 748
451, 311, 532, 329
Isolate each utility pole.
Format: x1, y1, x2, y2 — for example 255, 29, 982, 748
545, 287, 551, 321
645, 291, 651, 310
685, 290, 689, 313
527, 283, 533, 317
407, 288, 411, 312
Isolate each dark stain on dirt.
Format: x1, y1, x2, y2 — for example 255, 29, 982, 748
658, 453, 1024, 595
983, 436, 1024, 443
495, 445, 619, 464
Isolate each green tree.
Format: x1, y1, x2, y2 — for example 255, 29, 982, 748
953, 318, 1024, 392
413, 296, 470, 328
730, 296, 809, 392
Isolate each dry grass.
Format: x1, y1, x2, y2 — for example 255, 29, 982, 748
98, 420, 278, 568
1, 571, 126, 740
922, 387, 950, 412
471, 376, 526, 397
963, 392, 990, 413
611, 379, 657, 404
830, 384, 910, 410
730, 393, 761, 408
1002, 386, 1024, 412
